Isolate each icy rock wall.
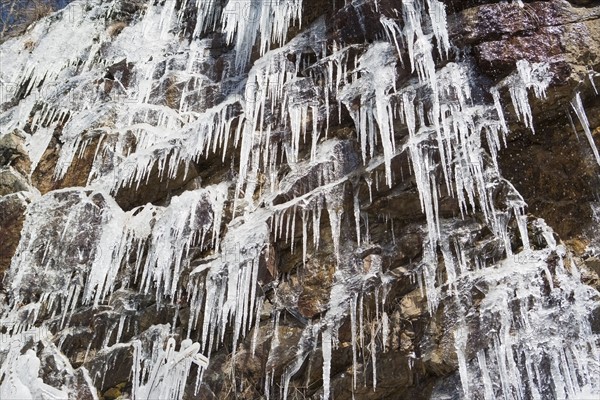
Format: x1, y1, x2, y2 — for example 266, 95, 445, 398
0, 0, 600, 399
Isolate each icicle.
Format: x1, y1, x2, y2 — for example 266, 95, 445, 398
515, 208, 530, 251
340, 43, 398, 186
313, 199, 322, 248
571, 92, 600, 166
302, 209, 308, 265
454, 325, 470, 399
500, 60, 551, 133
353, 188, 361, 246
426, 0, 450, 58
381, 311, 390, 353
322, 327, 332, 400
371, 321, 377, 390
222, 0, 303, 71
132, 335, 208, 400
251, 297, 264, 356
588, 68, 599, 95
327, 201, 343, 261
350, 294, 358, 390
491, 87, 508, 134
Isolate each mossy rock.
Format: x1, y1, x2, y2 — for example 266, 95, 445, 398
103, 387, 122, 400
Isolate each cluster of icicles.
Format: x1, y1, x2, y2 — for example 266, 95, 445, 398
0, 0, 599, 398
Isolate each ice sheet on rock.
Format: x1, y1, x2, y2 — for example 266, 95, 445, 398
395, 61, 514, 254
187, 211, 270, 357
234, 19, 327, 203
26, 126, 58, 177
2, 0, 599, 398
451, 244, 600, 399
0, 348, 69, 400
270, 138, 359, 222
222, 0, 303, 71
85, 183, 229, 305
10, 0, 240, 189
496, 60, 551, 133
140, 184, 228, 298
341, 12, 515, 256
0, 1, 107, 104
5, 183, 228, 327
339, 42, 398, 186
132, 325, 208, 400
8, 1, 317, 202
0, 94, 37, 133
422, 196, 527, 311
353, 11, 547, 272
0, 326, 96, 400
5, 189, 111, 321
279, 248, 389, 398
54, 104, 117, 180
87, 98, 240, 194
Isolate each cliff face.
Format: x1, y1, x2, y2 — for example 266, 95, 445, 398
0, 0, 599, 399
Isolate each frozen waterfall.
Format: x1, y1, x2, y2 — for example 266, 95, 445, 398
0, 0, 598, 399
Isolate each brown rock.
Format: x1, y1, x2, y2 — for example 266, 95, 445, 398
400, 289, 428, 320
297, 259, 336, 318
0, 129, 31, 175
113, 160, 200, 210
0, 167, 32, 195
31, 134, 99, 194
0, 193, 30, 285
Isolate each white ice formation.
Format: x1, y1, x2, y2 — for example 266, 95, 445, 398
0, 0, 598, 399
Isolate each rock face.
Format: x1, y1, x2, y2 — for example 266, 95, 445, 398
0, 0, 599, 399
